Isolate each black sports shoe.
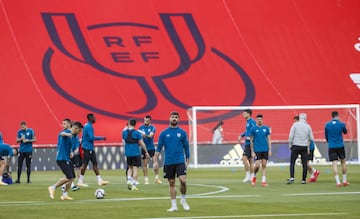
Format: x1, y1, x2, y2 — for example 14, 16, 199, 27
15, 179, 20, 184
301, 180, 306, 184
27, 180, 31, 184
71, 186, 80, 191
286, 178, 295, 184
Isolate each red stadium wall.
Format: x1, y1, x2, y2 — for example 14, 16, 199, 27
0, 0, 359, 144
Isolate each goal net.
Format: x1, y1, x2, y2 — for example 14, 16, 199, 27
187, 104, 360, 168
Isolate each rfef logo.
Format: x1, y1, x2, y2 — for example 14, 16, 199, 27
41, 13, 255, 124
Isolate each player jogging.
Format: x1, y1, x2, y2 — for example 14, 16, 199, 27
123, 118, 149, 191
250, 114, 271, 187
48, 119, 83, 200
77, 113, 108, 187
62, 133, 81, 192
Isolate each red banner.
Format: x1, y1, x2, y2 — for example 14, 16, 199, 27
0, 0, 359, 144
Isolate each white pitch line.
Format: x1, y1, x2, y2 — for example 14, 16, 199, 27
0, 184, 233, 207
0, 195, 259, 207
188, 184, 229, 196
32, 183, 229, 196
143, 212, 347, 219
284, 191, 360, 196
0, 201, 45, 207
0, 201, 45, 204
190, 195, 260, 199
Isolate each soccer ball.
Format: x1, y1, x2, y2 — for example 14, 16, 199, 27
94, 188, 105, 199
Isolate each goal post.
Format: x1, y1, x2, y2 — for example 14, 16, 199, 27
187, 104, 360, 168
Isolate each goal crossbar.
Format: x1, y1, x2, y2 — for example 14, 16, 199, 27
190, 104, 360, 168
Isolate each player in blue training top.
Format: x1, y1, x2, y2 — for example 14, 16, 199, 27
250, 114, 271, 187
154, 111, 190, 212
48, 119, 83, 200
123, 118, 149, 191
61, 133, 81, 192
307, 139, 320, 182
69, 134, 81, 191
77, 113, 108, 187
15, 121, 36, 184
238, 109, 256, 183
325, 111, 349, 187
0, 143, 18, 185
139, 115, 162, 184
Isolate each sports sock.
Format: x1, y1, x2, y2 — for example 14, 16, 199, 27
79, 175, 84, 182
310, 168, 315, 177
246, 171, 250, 178
262, 176, 266, 183
71, 182, 75, 187
96, 175, 102, 182
155, 175, 159, 179
335, 175, 340, 184
0, 176, 3, 181
171, 199, 177, 207
250, 173, 255, 178
127, 176, 133, 182
63, 192, 68, 196
342, 174, 347, 183
181, 194, 186, 200
144, 176, 149, 181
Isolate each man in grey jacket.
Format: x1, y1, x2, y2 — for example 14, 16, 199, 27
287, 113, 314, 184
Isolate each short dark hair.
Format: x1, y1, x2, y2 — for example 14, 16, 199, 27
170, 111, 180, 117
20, 121, 26, 126
293, 115, 299, 121
87, 113, 94, 120
256, 114, 263, 118
244, 109, 252, 116
14, 148, 19, 156
129, 118, 137, 126
145, 115, 152, 120
63, 118, 71, 123
331, 111, 339, 118
72, 121, 83, 129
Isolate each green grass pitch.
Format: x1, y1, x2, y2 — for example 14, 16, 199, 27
1, 165, 360, 219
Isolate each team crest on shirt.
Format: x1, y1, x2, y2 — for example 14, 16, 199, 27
263, 129, 266, 132
166, 134, 170, 137
177, 133, 181, 138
